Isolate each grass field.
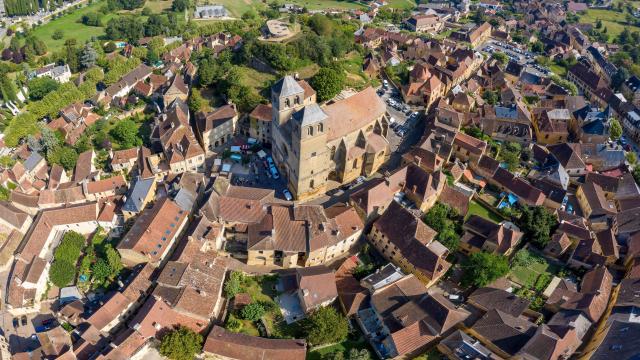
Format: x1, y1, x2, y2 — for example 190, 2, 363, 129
466, 200, 503, 223
204, 0, 414, 18
307, 336, 372, 360
144, 0, 173, 13
579, 8, 640, 41
31, 1, 115, 49
509, 251, 559, 289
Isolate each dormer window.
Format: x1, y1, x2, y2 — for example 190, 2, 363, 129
307, 126, 314, 136
285, 98, 290, 108
317, 123, 323, 133
295, 96, 300, 105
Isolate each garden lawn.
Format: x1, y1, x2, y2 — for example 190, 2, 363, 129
237, 66, 276, 93
549, 63, 567, 77
144, 0, 173, 13
579, 9, 640, 42
307, 336, 372, 360
207, 0, 378, 17
509, 255, 559, 289
383, 0, 417, 10
466, 200, 503, 223
31, 0, 115, 49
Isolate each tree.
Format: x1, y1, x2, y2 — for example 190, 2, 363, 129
109, 118, 142, 148
240, 302, 266, 321
611, 67, 630, 91
172, 0, 189, 12
48, 146, 78, 170
50, 260, 76, 287
309, 14, 334, 36
610, 118, 623, 140
531, 41, 544, 53
596, 19, 602, 29
348, 349, 372, 360
627, 151, 637, 165
303, 307, 349, 346
104, 41, 117, 53
159, 326, 203, 360
517, 205, 558, 248
64, 39, 80, 72
80, 43, 98, 69
491, 52, 509, 64
461, 252, 510, 288
224, 271, 243, 298
51, 29, 64, 40
91, 258, 111, 284
423, 202, 461, 251
28, 76, 59, 100
310, 67, 345, 102
188, 88, 205, 113
105, 245, 123, 279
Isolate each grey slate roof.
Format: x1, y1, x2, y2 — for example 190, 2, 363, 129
272, 76, 304, 98
123, 177, 155, 213
293, 103, 327, 126
23, 152, 43, 172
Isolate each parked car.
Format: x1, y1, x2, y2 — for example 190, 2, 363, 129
270, 166, 280, 179
355, 176, 366, 185
282, 189, 293, 201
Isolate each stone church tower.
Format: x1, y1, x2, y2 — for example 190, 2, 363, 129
271, 76, 329, 200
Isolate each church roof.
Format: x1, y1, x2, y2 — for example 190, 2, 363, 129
293, 103, 327, 127
272, 76, 304, 98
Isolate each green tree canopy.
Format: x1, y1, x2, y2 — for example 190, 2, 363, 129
303, 306, 349, 346
224, 271, 244, 298
28, 77, 59, 101
109, 118, 142, 149
310, 67, 345, 102
461, 252, 510, 288
159, 326, 203, 360
50, 260, 76, 287
491, 52, 509, 64
48, 146, 79, 170
610, 118, 623, 140
517, 205, 558, 248
240, 302, 265, 321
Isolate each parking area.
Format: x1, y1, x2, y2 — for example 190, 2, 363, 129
482, 40, 550, 77
209, 140, 291, 201
0, 304, 57, 354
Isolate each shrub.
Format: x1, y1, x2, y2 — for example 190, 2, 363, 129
224, 271, 244, 298
303, 307, 349, 346
50, 260, 76, 287
159, 326, 203, 360
240, 302, 266, 321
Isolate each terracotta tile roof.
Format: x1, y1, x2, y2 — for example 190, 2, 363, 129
560, 266, 612, 322
324, 87, 386, 141
203, 326, 307, 360
38, 186, 86, 207
472, 309, 537, 356
249, 104, 273, 122
335, 256, 368, 316
18, 202, 98, 261
87, 292, 131, 331
74, 150, 94, 182
9, 191, 39, 209
0, 200, 30, 229
117, 197, 188, 263
129, 296, 208, 339
469, 287, 530, 317
438, 186, 470, 216
373, 201, 449, 279
580, 182, 617, 216
153, 239, 226, 320
296, 265, 338, 310
454, 132, 487, 155
86, 175, 127, 195
196, 104, 238, 133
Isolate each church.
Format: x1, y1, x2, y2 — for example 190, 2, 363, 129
270, 76, 390, 200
